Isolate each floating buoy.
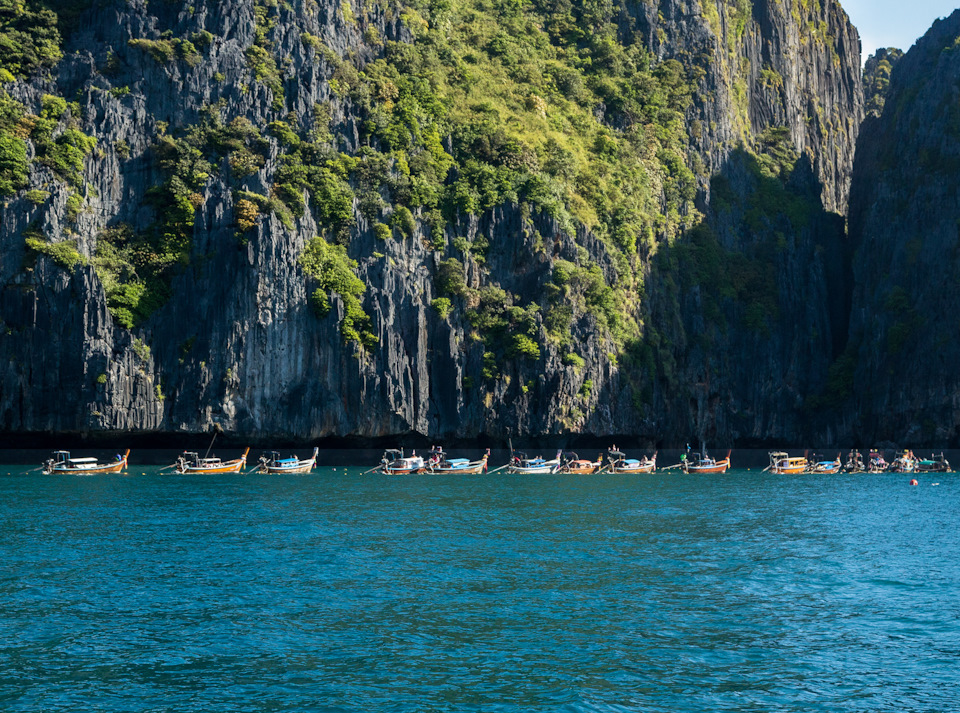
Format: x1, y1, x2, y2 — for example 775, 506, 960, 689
910, 479, 919, 486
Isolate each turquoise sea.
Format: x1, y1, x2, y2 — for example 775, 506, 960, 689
1, 466, 958, 711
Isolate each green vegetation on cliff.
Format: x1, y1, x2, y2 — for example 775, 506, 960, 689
863, 48, 903, 118
350, 0, 697, 245
0, 91, 28, 195
0, 1, 97, 233
299, 235, 377, 348
0, 0, 864, 443
0, 0, 62, 78
284, 0, 701, 362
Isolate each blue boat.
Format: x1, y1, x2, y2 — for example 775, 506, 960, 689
255, 447, 318, 474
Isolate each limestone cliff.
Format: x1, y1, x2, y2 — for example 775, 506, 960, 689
846, 11, 960, 445
0, 0, 865, 445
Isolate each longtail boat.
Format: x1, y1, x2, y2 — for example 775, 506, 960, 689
507, 451, 561, 474
867, 451, 888, 473
604, 448, 656, 473
843, 450, 865, 473
807, 453, 842, 474
255, 447, 318, 474
378, 449, 425, 474
768, 451, 807, 474
427, 447, 489, 474
915, 453, 952, 473
683, 449, 731, 474
43, 449, 130, 475
174, 447, 250, 474
555, 451, 602, 474
888, 450, 918, 473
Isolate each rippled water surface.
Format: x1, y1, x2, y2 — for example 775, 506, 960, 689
1, 467, 958, 711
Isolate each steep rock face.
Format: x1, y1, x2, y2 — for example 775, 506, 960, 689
639, 149, 848, 446
0, 0, 864, 444
632, 0, 863, 213
624, 0, 862, 445
846, 11, 960, 445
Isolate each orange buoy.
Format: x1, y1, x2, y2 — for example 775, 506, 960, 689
910, 479, 919, 486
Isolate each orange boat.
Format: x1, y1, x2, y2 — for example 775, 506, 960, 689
768, 451, 808, 474
43, 449, 130, 475
174, 447, 250, 474
683, 449, 731, 474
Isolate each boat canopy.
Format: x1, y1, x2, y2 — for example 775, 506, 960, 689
68, 457, 99, 464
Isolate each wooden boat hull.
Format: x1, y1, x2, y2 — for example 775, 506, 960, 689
507, 464, 557, 474
430, 458, 488, 474
46, 450, 130, 475
262, 461, 315, 474
915, 463, 951, 473
178, 459, 247, 474
684, 458, 730, 474
259, 448, 318, 474
557, 461, 600, 474
176, 448, 250, 474
770, 456, 808, 474
379, 455, 426, 475
611, 463, 656, 474
809, 464, 841, 474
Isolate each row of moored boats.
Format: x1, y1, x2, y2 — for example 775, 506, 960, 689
767, 449, 953, 474
40, 446, 693, 475
38, 446, 953, 475
374, 447, 731, 474
42, 448, 318, 475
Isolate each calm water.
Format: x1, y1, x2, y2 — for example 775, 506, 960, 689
1, 467, 958, 711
